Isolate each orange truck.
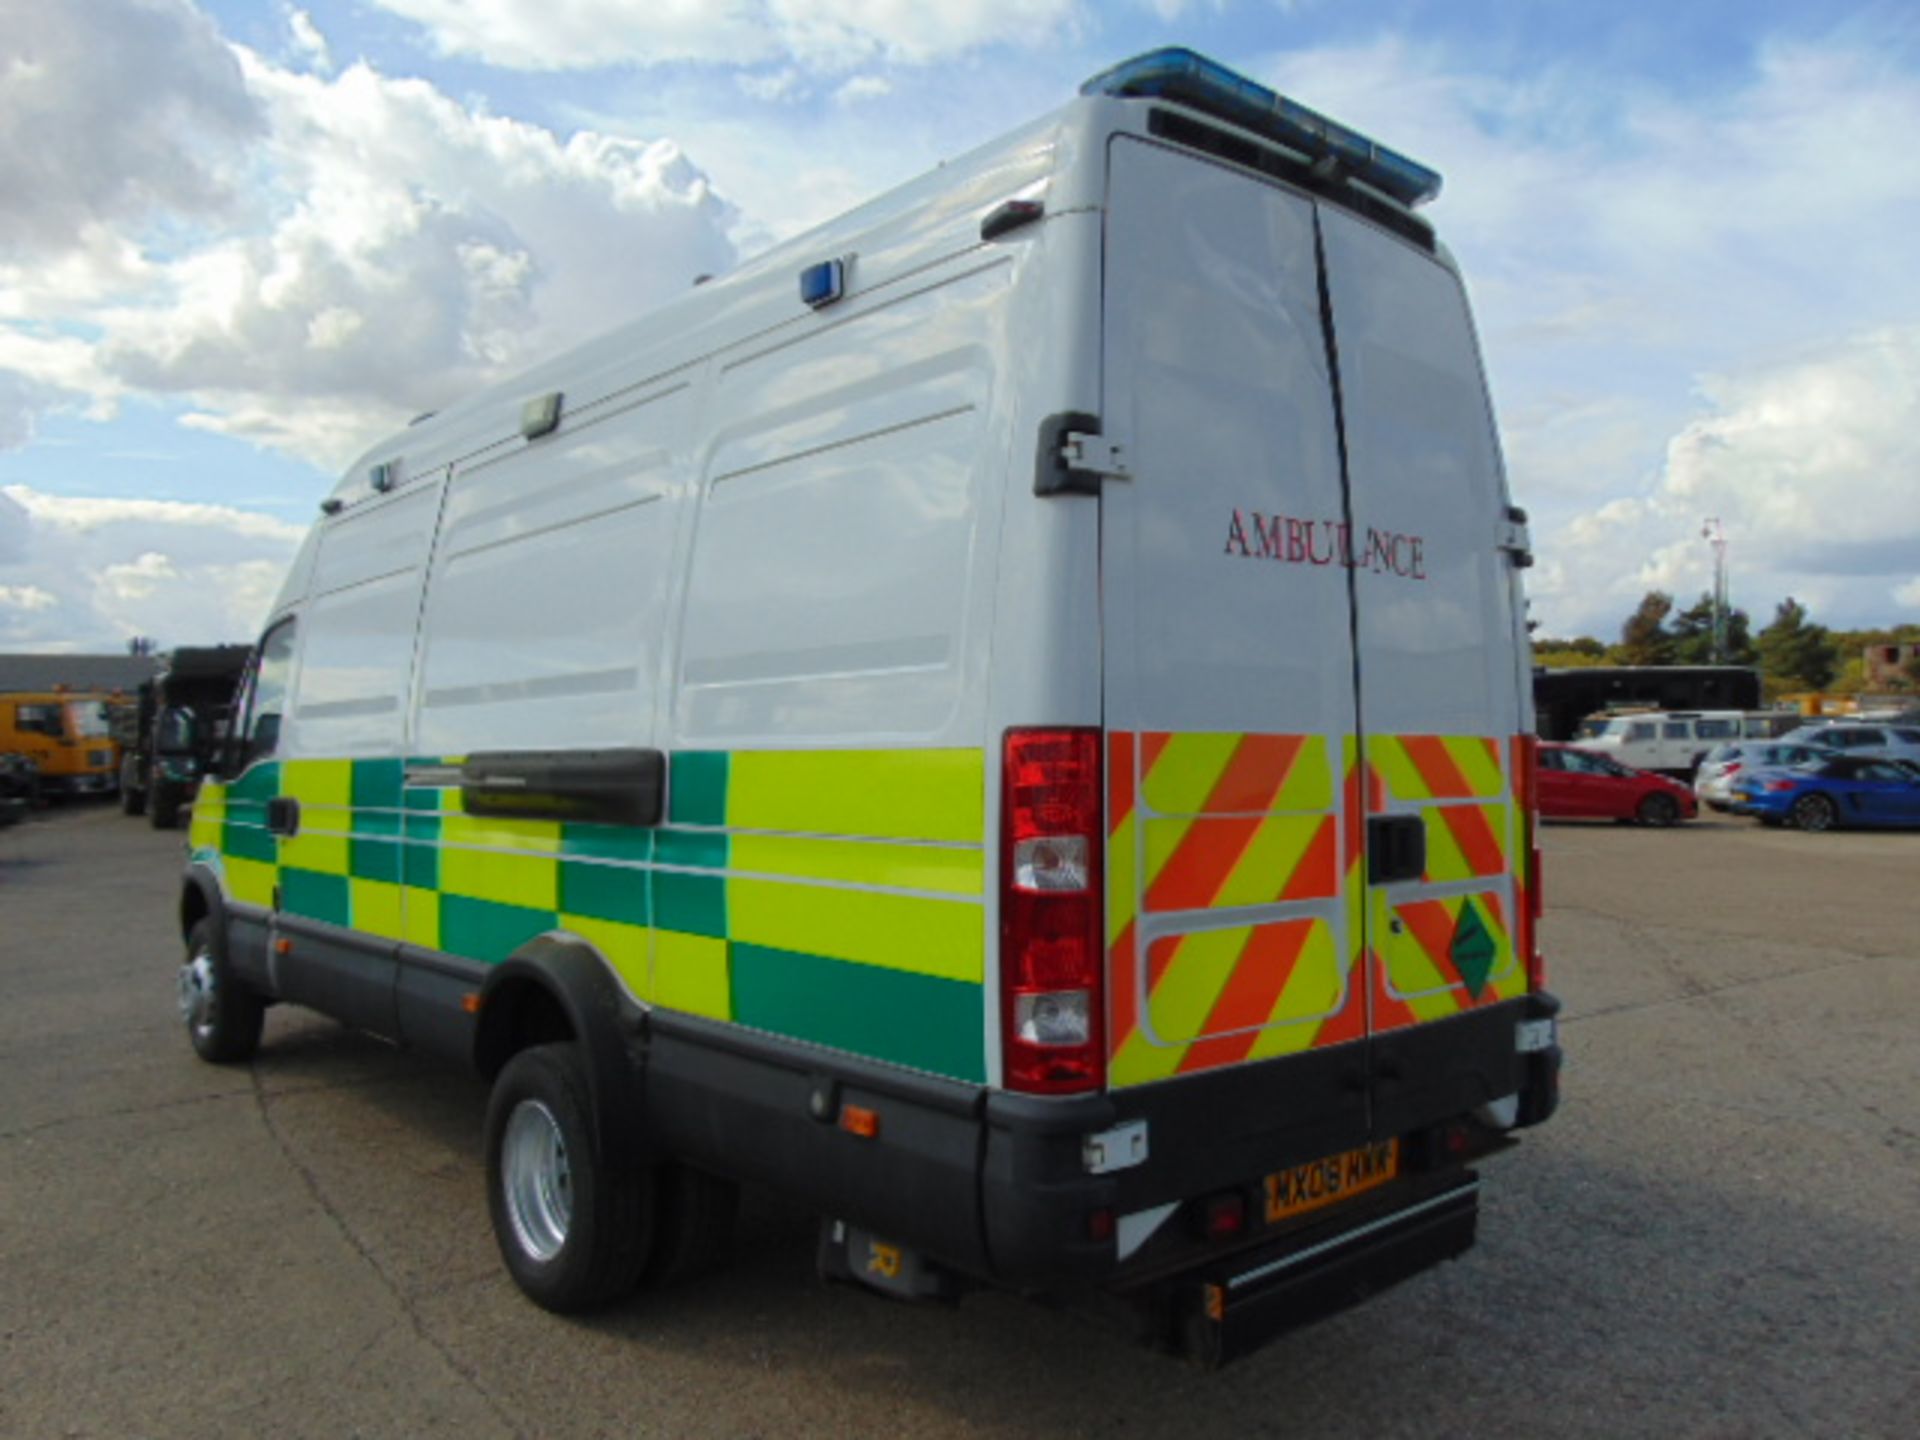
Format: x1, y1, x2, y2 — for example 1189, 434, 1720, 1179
0, 690, 121, 797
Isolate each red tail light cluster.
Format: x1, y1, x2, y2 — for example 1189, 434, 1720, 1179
1000, 728, 1104, 1094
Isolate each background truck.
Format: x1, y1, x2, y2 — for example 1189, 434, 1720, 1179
120, 645, 250, 828
0, 692, 119, 798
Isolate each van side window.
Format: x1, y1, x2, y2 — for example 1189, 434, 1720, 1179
1696, 719, 1736, 739
230, 620, 298, 772
1627, 722, 1656, 742
1661, 721, 1690, 740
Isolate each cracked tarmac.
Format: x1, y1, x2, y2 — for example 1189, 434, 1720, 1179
3, 803, 1917, 1438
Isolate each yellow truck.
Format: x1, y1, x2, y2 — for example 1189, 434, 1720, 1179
0, 691, 121, 797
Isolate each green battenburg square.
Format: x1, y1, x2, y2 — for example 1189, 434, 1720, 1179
351, 837, 404, 885
669, 751, 728, 826
227, 762, 280, 803
223, 815, 277, 865
1449, 901, 1497, 998
351, 757, 405, 810
560, 860, 651, 927
280, 868, 351, 927
403, 813, 440, 889
655, 827, 728, 870
440, 894, 556, 965
560, 823, 653, 864
730, 943, 984, 1083
655, 871, 726, 939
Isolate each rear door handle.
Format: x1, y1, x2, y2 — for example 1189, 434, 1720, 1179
1367, 814, 1425, 885
266, 796, 300, 837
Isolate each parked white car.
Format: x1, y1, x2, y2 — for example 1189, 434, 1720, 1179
1776, 722, 1920, 764
1694, 741, 1834, 811
1580, 711, 1788, 776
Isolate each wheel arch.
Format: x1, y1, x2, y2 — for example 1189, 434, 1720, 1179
475, 937, 648, 1173
180, 865, 225, 944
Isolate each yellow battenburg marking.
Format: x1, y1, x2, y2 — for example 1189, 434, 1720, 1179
1379, 893, 1518, 1005
439, 813, 561, 853
404, 886, 440, 949
189, 784, 225, 847
350, 879, 404, 941
730, 833, 983, 896
226, 855, 276, 908
729, 878, 983, 983
728, 749, 983, 843
440, 839, 559, 908
561, 915, 652, 1002
1271, 742, 1335, 812
1110, 1023, 1185, 1087
1420, 803, 1511, 883
653, 930, 730, 1019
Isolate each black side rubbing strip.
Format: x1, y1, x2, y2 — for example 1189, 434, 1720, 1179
460, 748, 665, 826
1148, 109, 1435, 254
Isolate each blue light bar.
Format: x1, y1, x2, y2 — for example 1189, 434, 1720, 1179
1080, 48, 1442, 209
799, 258, 845, 309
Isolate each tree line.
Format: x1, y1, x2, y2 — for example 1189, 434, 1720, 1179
1535, 592, 1920, 696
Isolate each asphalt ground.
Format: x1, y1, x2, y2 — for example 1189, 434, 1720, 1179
2, 802, 1916, 1439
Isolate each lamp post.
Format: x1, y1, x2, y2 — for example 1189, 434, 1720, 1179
1700, 518, 1728, 664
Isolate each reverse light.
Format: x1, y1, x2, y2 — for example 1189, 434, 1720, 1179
1001, 728, 1104, 1094
1081, 48, 1442, 208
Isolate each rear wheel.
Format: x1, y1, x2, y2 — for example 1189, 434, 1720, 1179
485, 1043, 653, 1313
1790, 793, 1838, 832
1636, 792, 1680, 827
179, 919, 264, 1063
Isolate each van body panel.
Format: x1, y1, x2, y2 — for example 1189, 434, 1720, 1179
182, 54, 1554, 1352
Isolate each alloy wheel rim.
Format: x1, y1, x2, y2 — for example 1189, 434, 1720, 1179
178, 950, 217, 1039
502, 1099, 572, 1263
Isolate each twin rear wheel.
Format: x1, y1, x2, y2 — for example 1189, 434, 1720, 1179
484, 1043, 739, 1313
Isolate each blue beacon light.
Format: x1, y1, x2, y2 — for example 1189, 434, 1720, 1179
799, 259, 845, 309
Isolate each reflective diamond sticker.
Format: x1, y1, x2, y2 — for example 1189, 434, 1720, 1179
1449, 901, 1496, 998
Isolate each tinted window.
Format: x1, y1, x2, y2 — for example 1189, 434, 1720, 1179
14, 703, 64, 737
1696, 719, 1737, 739
1538, 749, 1565, 771
1894, 729, 1920, 744
1858, 761, 1905, 781
1628, 722, 1656, 741
1662, 722, 1690, 740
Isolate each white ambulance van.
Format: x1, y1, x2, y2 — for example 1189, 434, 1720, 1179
177, 49, 1558, 1365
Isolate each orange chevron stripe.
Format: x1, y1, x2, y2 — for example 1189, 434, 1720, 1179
1397, 898, 1461, 978
1367, 950, 1426, 1032
1280, 815, 1340, 900
1306, 967, 1368, 1049
1436, 803, 1505, 878
1143, 733, 1300, 912
1176, 921, 1315, 1073
1107, 917, 1139, 1058
1141, 730, 1173, 779
1204, 733, 1307, 813
1400, 735, 1477, 799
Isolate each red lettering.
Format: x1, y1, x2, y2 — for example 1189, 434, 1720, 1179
1368, 529, 1394, 573
1225, 509, 1250, 556
1253, 512, 1284, 559
1409, 536, 1426, 580
1285, 518, 1306, 562
1307, 521, 1333, 565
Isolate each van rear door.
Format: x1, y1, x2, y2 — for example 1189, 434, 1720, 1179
1099, 136, 1530, 1135
1099, 138, 1366, 1147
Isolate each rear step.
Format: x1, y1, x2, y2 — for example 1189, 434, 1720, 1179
1173, 1172, 1481, 1367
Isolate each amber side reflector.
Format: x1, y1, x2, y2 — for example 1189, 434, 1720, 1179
839, 1104, 880, 1139
274, 938, 292, 956
461, 992, 482, 1014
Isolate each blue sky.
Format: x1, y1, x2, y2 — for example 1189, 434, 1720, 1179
3, 0, 1918, 650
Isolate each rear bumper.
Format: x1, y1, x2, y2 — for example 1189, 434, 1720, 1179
1168, 1170, 1481, 1367
641, 997, 1549, 1299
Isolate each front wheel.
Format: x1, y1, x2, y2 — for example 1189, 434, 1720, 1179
179, 919, 264, 1063
1790, 793, 1838, 832
1636, 792, 1680, 827
485, 1044, 654, 1313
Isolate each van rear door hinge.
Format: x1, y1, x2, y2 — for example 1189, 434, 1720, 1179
1035, 412, 1127, 495
1498, 506, 1533, 568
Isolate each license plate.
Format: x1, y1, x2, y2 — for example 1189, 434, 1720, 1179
1264, 1139, 1399, 1225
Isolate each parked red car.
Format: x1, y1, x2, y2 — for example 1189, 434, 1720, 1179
1537, 743, 1698, 826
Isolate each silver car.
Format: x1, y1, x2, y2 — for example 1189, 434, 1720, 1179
1695, 741, 1834, 811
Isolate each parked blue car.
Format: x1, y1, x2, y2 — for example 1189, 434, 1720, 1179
1732, 755, 1920, 831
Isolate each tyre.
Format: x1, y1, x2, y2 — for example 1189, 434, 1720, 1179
1790, 793, 1838, 832
1636, 792, 1680, 827
647, 1162, 739, 1285
120, 779, 145, 816
178, 918, 264, 1064
149, 777, 183, 830
485, 1043, 653, 1313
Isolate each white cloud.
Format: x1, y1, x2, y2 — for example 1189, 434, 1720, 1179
286, 7, 332, 73
0, 7, 739, 471
0, 0, 263, 262
832, 75, 892, 106
0, 485, 302, 649
368, 0, 1081, 72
